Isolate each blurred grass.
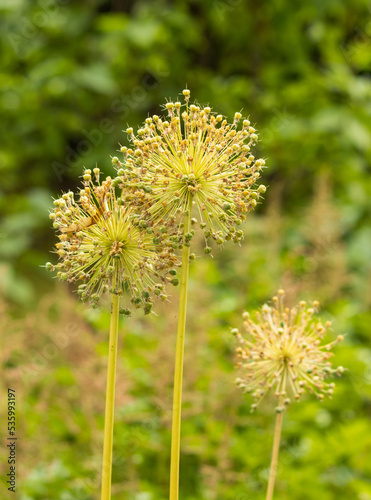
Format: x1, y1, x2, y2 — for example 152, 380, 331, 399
1, 0, 371, 499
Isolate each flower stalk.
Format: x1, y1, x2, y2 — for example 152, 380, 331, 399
101, 268, 120, 500
169, 212, 191, 500
266, 407, 284, 500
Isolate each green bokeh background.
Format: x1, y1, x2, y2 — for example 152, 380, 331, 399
1, 1, 371, 499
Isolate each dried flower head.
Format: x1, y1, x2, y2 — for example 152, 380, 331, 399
115, 89, 267, 252
234, 290, 344, 412
46, 168, 176, 313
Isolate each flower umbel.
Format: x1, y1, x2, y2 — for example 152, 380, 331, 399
47, 168, 173, 312
234, 290, 344, 412
116, 89, 266, 251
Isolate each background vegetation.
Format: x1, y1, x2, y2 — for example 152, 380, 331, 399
1, 0, 371, 499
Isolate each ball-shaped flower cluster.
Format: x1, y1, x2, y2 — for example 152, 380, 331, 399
114, 89, 266, 254
46, 168, 176, 313
234, 290, 344, 412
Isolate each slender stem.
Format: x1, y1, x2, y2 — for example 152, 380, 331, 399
169, 212, 191, 500
101, 273, 120, 500
266, 410, 284, 500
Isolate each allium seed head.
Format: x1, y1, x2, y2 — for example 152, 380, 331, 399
117, 90, 267, 250
47, 168, 175, 312
234, 290, 344, 412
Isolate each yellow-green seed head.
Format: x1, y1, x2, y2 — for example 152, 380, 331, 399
234, 290, 344, 412
117, 90, 267, 252
47, 172, 176, 312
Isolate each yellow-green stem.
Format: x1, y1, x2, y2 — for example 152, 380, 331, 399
169, 212, 191, 500
266, 411, 284, 500
101, 274, 120, 500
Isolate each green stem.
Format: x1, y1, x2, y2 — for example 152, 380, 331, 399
169, 213, 191, 500
266, 410, 284, 500
101, 275, 120, 500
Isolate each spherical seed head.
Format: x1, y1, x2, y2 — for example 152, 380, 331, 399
117, 90, 267, 252
234, 291, 343, 412
47, 172, 175, 312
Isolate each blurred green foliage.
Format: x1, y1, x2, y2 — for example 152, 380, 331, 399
1, 0, 371, 499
